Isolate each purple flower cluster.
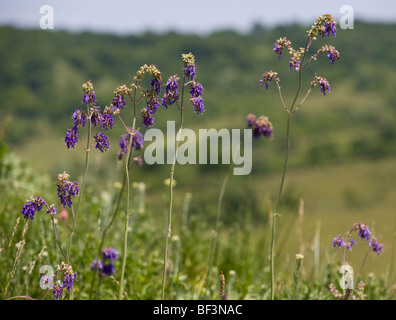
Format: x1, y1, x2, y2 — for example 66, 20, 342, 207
317, 45, 340, 65
94, 132, 110, 153
73, 109, 87, 127
111, 85, 130, 110
65, 81, 114, 151
55, 172, 79, 208
190, 82, 205, 114
141, 106, 155, 127
90, 247, 119, 278
307, 14, 337, 40
332, 222, 383, 255
102, 106, 115, 130
311, 74, 331, 96
273, 37, 291, 59
151, 79, 162, 96
260, 70, 279, 90
82, 80, 96, 106
369, 238, 383, 255
65, 127, 78, 149
21, 196, 46, 220
182, 52, 196, 80
333, 235, 357, 251
161, 75, 179, 108
323, 21, 337, 37
52, 263, 78, 300
118, 131, 144, 160
288, 47, 305, 71
247, 113, 273, 139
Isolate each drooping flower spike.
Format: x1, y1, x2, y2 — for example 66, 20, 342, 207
260, 70, 279, 89
82, 80, 96, 106
273, 37, 292, 59
311, 74, 331, 96
307, 14, 338, 40
247, 113, 273, 139
55, 172, 79, 208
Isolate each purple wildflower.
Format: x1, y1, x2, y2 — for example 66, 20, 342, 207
21, 197, 47, 220
82, 80, 96, 106
184, 64, 196, 80
190, 82, 205, 114
90, 258, 104, 272
319, 79, 331, 95
369, 238, 383, 255
56, 172, 79, 208
117, 131, 144, 160
161, 75, 179, 108
102, 247, 119, 261
333, 235, 345, 248
21, 201, 36, 220
358, 224, 371, 241
62, 272, 77, 292
324, 21, 337, 37
141, 107, 154, 127
94, 132, 110, 153
52, 283, 63, 300
102, 264, 116, 277
273, 37, 291, 59
119, 133, 130, 153
260, 70, 279, 89
65, 126, 78, 149
273, 43, 282, 59
35, 196, 46, 212
90, 106, 103, 127
182, 52, 196, 80
147, 98, 160, 114
112, 95, 126, 110
151, 79, 162, 96
311, 74, 331, 96
73, 109, 86, 128
132, 131, 144, 150
346, 239, 358, 251
46, 204, 57, 215
247, 114, 273, 139
101, 106, 114, 130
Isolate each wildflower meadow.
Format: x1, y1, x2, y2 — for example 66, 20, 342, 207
1, 12, 395, 303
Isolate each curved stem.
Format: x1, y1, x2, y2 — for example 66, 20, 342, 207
66, 127, 90, 264
269, 37, 310, 300
118, 116, 137, 300
50, 214, 66, 260
161, 76, 185, 300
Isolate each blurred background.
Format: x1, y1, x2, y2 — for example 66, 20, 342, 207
1, 0, 396, 297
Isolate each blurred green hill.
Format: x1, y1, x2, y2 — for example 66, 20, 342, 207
1, 21, 396, 204
1, 22, 396, 278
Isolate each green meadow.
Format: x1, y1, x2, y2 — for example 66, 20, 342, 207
1, 20, 396, 300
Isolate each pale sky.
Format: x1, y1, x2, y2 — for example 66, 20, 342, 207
0, 0, 395, 35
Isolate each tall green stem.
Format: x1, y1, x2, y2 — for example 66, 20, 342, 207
66, 120, 91, 264
269, 38, 309, 300
119, 115, 136, 300
161, 76, 185, 300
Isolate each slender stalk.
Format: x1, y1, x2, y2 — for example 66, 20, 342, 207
161, 76, 186, 300
205, 166, 231, 294
269, 37, 310, 300
118, 116, 137, 300
66, 120, 91, 264
161, 120, 183, 300
50, 214, 66, 260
